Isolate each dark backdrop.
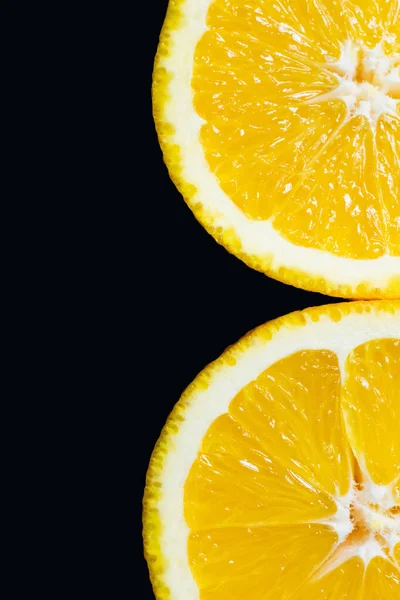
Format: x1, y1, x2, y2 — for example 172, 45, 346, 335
142, 1, 343, 597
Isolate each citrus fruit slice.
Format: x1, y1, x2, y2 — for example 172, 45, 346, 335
153, 0, 400, 298
143, 301, 400, 599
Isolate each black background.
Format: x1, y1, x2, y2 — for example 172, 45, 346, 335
142, 1, 343, 597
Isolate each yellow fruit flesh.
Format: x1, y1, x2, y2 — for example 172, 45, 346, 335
292, 557, 364, 600
185, 415, 337, 530
188, 525, 337, 600
192, 0, 400, 258
342, 339, 400, 486
377, 118, 400, 256
184, 340, 400, 598
228, 350, 351, 497
364, 558, 400, 600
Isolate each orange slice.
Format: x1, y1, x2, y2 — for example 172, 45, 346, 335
153, 0, 400, 297
143, 301, 400, 599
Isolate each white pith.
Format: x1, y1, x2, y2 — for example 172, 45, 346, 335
159, 0, 400, 292
156, 306, 400, 599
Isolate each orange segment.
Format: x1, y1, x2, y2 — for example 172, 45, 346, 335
184, 349, 352, 598
341, 339, 400, 485
197, 103, 346, 221
188, 524, 337, 600
205, 0, 346, 58
184, 414, 337, 530
377, 116, 400, 256
273, 117, 386, 258
362, 557, 400, 599
285, 0, 398, 51
291, 557, 364, 600
342, 0, 400, 47
228, 350, 351, 496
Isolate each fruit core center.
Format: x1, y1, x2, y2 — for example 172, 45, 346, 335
342, 483, 400, 560
314, 41, 400, 126
350, 498, 399, 540
314, 485, 399, 580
